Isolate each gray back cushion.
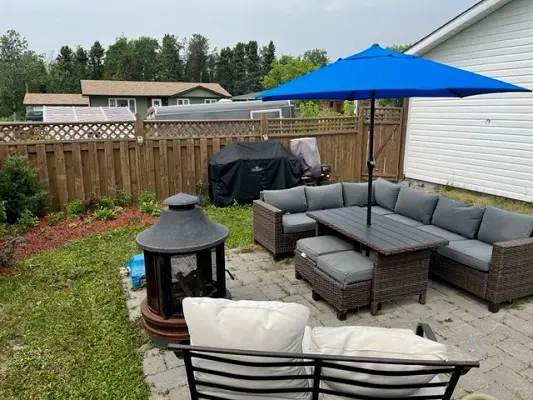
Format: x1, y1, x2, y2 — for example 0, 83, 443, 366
478, 206, 533, 244
374, 178, 402, 211
305, 183, 343, 211
431, 197, 485, 239
342, 182, 374, 207
395, 187, 439, 224
262, 186, 307, 213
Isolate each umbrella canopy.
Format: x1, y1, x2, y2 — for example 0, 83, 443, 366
259, 44, 530, 224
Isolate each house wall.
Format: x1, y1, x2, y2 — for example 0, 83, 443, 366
404, 0, 533, 201
89, 96, 153, 116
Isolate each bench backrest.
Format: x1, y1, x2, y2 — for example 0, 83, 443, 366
169, 344, 479, 400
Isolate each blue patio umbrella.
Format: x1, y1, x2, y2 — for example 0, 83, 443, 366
259, 44, 530, 225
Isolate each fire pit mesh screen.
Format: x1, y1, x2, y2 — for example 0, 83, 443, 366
170, 252, 218, 316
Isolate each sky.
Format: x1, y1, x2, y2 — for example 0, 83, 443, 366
2, 0, 480, 61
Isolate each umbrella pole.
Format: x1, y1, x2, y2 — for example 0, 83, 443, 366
366, 91, 376, 225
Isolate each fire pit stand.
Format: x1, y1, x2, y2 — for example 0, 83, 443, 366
136, 193, 230, 346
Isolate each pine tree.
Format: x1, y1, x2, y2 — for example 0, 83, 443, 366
231, 42, 247, 95
87, 41, 105, 79
184, 34, 210, 82
245, 41, 261, 93
204, 50, 218, 83
74, 46, 88, 79
215, 47, 233, 94
133, 37, 159, 80
260, 41, 276, 77
159, 34, 184, 81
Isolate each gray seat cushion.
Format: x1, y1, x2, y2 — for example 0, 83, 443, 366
282, 213, 317, 234
374, 178, 402, 211
418, 225, 468, 242
371, 205, 395, 215
317, 250, 373, 285
262, 186, 307, 214
384, 213, 424, 227
477, 206, 533, 244
342, 182, 374, 207
305, 183, 343, 211
431, 197, 485, 239
296, 236, 353, 262
437, 240, 493, 272
395, 187, 439, 224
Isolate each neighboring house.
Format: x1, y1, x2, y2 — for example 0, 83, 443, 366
80, 80, 231, 116
404, 0, 533, 201
23, 93, 90, 111
231, 92, 263, 101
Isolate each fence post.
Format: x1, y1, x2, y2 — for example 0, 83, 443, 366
260, 113, 269, 140
354, 105, 365, 181
135, 113, 145, 146
397, 99, 409, 180
134, 113, 147, 195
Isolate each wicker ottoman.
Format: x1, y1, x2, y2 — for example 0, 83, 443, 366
294, 236, 353, 284
313, 250, 373, 321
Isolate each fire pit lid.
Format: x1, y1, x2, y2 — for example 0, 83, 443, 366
136, 193, 229, 254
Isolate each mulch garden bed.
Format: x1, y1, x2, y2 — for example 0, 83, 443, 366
15, 208, 157, 260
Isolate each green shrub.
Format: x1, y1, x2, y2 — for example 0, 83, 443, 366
0, 224, 5, 237
98, 196, 115, 210
0, 234, 18, 270
46, 212, 65, 226
139, 191, 156, 204
82, 195, 101, 213
17, 209, 39, 232
0, 155, 50, 223
0, 200, 6, 223
94, 208, 116, 221
66, 199, 85, 217
139, 191, 161, 216
112, 189, 131, 207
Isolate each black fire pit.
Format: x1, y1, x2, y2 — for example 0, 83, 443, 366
136, 193, 230, 346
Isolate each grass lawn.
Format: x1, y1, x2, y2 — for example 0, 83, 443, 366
0, 204, 253, 399
437, 186, 533, 215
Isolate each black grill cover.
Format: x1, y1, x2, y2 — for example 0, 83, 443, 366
208, 141, 301, 207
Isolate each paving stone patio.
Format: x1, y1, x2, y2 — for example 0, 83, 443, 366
123, 246, 533, 400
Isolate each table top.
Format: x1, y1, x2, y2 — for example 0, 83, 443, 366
307, 207, 448, 256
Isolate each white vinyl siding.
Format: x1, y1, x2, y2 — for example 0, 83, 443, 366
405, 0, 533, 201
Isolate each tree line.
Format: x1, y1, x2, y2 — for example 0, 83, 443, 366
0, 30, 332, 119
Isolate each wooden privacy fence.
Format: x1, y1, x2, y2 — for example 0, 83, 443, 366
0, 106, 406, 209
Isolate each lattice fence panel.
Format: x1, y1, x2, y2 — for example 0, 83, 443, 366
145, 120, 262, 138
363, 107, 402, 123
267, 117, 357, 135
0, 121, 135, 142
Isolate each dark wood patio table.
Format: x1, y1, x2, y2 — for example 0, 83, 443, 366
306, 206, 448, 314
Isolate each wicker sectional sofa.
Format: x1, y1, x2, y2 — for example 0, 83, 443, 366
253, 179, 533, 312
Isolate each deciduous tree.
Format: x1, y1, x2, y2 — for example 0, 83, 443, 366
302, 48, 329, 67
260, 56, 317, 89
0, 30, 47, 118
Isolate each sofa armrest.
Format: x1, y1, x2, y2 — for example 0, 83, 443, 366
491, 236, 533, 271
253, 200, 283, 252
487, 237, 533, 303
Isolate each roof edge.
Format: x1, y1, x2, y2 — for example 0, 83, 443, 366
172, 84, 231, 98
406, 0, 514, 56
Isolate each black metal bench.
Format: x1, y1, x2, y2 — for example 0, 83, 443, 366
169, 323, 479, 400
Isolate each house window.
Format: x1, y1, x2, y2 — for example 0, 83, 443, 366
109, 98, 136, 113
152, 98, 162, 107
176, 98, 190, 105
204, 99, 217, 104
